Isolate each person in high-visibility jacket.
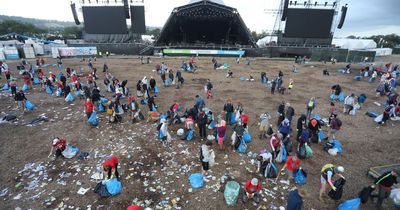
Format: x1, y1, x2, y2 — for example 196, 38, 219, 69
319, 164, 345, 201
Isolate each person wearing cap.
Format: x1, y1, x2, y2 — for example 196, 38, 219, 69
279, 154, 301, 182
319, 164, 345, 201
48, 137, 67, 159
243, 178, 261, 203
308, 118, 321, 143
373, 169, 399, 210
286, 188, 308, 210
102, 154, 119, 180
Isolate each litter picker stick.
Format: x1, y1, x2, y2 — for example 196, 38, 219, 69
275, 171, 281, 182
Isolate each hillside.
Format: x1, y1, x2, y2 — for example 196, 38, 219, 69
0, 15, 78, 29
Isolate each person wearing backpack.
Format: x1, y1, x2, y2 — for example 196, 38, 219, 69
279, 154, 300, 183
319, 164, 345, 202
328, 114, 341, 139
200, 141, 215, 181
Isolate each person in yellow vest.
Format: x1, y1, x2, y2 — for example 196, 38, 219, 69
288, 79, 294, 94
306, 97, 316, 119
319, 164, 345, 201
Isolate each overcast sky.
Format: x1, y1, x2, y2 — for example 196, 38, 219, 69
0, 0, 399, 38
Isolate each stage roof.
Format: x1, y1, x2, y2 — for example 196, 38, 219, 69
154, 0, 256, 48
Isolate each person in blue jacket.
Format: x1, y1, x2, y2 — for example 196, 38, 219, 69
287, 188, 308, 210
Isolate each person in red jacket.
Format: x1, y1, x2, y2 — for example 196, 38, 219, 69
239, 112, 249, 128
126, 205, 141, 210
48, 137, 67, 159
279, 154, 301, 182
102, 155, 119, 180
84, 98, 94, 119
243, 178, 261, 203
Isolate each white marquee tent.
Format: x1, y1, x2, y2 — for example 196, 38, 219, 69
332, 38, 377, 50
256, 36, 278, 47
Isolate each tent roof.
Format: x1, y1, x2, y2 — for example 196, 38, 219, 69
155, 0, 256, 48
0, 40, 24, 46
189, 0, 225, 5
332, 38, 377, 50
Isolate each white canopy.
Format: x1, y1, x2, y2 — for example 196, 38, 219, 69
368, 48, 393, 57
257, 36, 278, 47
332, 38, 377, 50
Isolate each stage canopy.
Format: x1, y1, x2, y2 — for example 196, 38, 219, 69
154, 0, 256, 48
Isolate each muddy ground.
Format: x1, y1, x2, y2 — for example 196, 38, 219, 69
0, 55, 399, 210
